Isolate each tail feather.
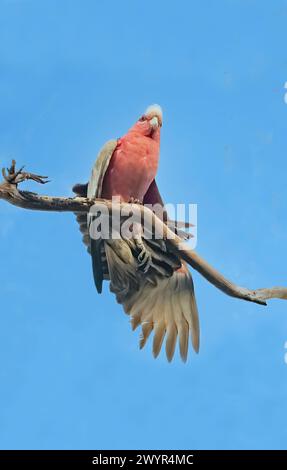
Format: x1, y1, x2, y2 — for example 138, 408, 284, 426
165, 320, 177, 362
98, 237, 200, 362
123, 264, 200, 362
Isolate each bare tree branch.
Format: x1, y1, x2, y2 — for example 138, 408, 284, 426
1, 160, 286, 306
0, 161, 92, 212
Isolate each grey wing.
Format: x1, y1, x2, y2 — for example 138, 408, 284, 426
87, 139, 118, 199
73, 139, 118, 291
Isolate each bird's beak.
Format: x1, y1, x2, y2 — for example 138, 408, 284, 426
149, 116, 159, 128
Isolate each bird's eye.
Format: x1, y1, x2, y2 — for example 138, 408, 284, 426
139, 115, 146, 122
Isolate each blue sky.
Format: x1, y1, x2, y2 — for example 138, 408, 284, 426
0, 0, 287, 450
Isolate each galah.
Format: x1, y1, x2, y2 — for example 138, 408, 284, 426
73, 105, 199, 362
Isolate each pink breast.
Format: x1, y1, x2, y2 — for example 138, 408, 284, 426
101, 135, 159, 202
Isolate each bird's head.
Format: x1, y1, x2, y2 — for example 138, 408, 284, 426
130, 104, 163, 140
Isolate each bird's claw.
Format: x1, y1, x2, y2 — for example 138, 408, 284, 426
2, 160, 50, 186
137, 247, 152, 273
128, 197, 142, 204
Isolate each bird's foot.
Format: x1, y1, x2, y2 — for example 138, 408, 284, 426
128, 196, 142, 204
2, 160, 49, 186
135, 240, 152, 273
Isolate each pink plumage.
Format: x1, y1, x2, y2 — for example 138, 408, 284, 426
101, 106, 162, 202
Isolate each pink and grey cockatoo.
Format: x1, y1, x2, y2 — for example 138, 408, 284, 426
73, 105, 199, 362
